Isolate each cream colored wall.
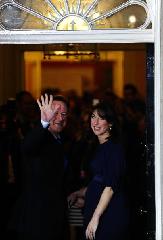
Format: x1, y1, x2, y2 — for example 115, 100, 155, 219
124, 50, 146, 98
24, 50, 146, 99
41, 63, 94, 96
24, 51, 125, 99
24, 52, 42, 99
24, 52, 96, 97
0, 46, 145, 105
101, 51, 124, 97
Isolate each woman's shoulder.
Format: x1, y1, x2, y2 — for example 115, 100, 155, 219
103, 139, 123, 147
103, 140, 125, 156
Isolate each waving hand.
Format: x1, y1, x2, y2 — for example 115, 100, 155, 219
37, 94, 60, 122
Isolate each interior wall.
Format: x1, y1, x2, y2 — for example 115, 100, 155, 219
106, 51, 124, 97
41, 61, 114, 97
0, 44, 146, 106
41, 61, 94, 96
124, 50, 146, 98
24, 52, 42, 98
0, 45, 24, 105
24, 49, 146, 100
24, 50, 124, 99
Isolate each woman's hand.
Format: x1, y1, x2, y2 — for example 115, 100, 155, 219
85, 214, 100, 240
37, 94, 60, 122
85, 186, 113, 239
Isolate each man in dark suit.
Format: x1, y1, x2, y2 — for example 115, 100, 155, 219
9, 94, 69, 240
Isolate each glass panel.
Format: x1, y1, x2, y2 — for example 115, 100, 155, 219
0, 4, 27, 29
91, 5, 147, 29
16, 0, 60, 20
78, 0, 93, 15
62, 0, 79, 13
0, 0, 152, 30
50, 0, 67, 15
0, 4, 54, 30
57, 16, 90, 30
87, 0, 128, 17
19, 15, 54, 30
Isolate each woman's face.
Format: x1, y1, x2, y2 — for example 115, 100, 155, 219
91, 110, 110, 140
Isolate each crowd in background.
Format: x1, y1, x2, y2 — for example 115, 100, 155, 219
0, 84, 148, 240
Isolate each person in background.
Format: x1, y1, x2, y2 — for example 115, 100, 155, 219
0, 109, 13, 239
9, 94, 69, 240
15, 91, 40, 137
0, 105, 22, 240
69, 101, 130, 240
123, 84, 147, 239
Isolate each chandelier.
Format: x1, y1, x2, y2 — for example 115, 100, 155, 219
43, 43, 100, 61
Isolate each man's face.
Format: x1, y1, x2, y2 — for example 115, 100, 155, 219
49, 100, 68, 134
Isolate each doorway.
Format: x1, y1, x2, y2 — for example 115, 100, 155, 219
24, 43, 146, 100
23, 43, 155, 240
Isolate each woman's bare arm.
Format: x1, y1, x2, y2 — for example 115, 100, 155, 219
86, 186, 114, 240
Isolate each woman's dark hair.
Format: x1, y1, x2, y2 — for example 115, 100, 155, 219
91, 100, 121, 142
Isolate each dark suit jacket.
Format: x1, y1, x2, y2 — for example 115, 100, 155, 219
9, 125, 65, 239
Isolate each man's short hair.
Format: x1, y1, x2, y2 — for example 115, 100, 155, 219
53, 95, 69, 110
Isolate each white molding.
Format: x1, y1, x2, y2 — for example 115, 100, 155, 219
0, 29, 154, 44
154, 0, 161, 239
146, 0, 155, 24
0, 1, 160, 239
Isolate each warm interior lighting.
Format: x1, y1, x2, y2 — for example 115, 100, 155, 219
53, 51, 66, 56
43, 50, 100, 61
129, 15, 137, 23
43, 44, 100, 61
128, 15, 137, 28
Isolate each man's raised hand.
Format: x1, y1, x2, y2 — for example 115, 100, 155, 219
37, 94, 59, 122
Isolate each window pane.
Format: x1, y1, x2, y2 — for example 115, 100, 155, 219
0, 0, 152, 30
91, 5, 147, 29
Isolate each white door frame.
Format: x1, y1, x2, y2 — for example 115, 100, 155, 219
154, 0, 162, 240
0, 0, 162, 239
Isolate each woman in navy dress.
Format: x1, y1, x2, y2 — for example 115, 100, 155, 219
82, 101, 130, 240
